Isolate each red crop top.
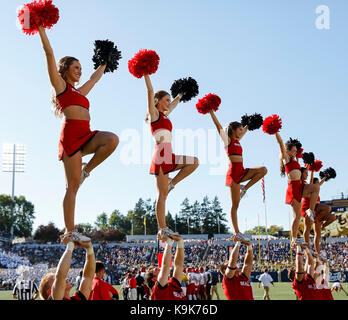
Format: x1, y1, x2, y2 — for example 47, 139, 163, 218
150, 112, 172, 135
284, 158, 301, 174
225, 139, 243, 157
56, 83, 90, 111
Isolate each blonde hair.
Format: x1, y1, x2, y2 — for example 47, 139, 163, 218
145, 90, 170, 123
52, 56, 79, 119
39, 273, 55, 300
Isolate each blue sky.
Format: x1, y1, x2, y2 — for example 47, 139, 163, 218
0, 0, 347, 233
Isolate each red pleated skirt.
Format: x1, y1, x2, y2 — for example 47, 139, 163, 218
226, 161, 249, 186
59, 119, 98, 160
150, 143, 177, 175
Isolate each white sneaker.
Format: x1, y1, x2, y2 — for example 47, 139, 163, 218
80, 163, 90, 187
168, 178, 175, 194
71, 231, 91, 243
158, 227, 180, 240
240, 185, 247, 199
294, 238, 305, 245
305, 209, 315, 223
235, 232, 250, 244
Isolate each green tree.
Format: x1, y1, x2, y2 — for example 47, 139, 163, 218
268, 225, 283, 237
210, 196, 229, 234
177, 198, 192, 234
34, 222, 60, 243
0, 195, 35, 238
245, 226, 267, 235
95, 213, 109, 230
76, 223, 94, 236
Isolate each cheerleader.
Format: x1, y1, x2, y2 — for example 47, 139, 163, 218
144, 74, 199, 240
301, 169, 336, 253
275, 134, 320, 247
37, 26, 119, 241
209, 112, 267, 242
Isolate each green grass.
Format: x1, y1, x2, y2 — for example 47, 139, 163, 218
2, 283, 347, 300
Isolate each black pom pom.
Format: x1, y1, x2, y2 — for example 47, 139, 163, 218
170, 77, 199, 103
319, 167, 336, 181
302, 152, 315, 165
92, 40, 122, 73
287, 137, 302, 150
241, 113, 263, 131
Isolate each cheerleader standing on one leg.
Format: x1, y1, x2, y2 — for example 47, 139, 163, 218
275, 133, 319, 248
38, 26, 119, 241
144, 75, 199, 239
209, 112, 267, 242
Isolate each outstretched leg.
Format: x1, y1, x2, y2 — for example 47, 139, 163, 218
155, 169, 169, 229
290, 200, 302, 246
229, 182, 241, 234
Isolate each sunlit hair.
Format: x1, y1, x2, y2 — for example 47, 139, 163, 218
225, 121, 242, 139
145, 265, 157, 289
39, 273, 55, 300
280, 141, 297, 177
51, 56, 79, 119
145, 90, 170, 123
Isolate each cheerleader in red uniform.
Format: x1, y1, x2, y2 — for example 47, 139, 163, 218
144, 74, 199, 239
275, 133, 320, 247
37, 26, 119, 241
209, 112, 267, 242
301, 169, 336, 253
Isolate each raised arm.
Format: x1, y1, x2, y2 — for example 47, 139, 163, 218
157, 238, 173, 287
275, 133, 289, 162
209, 110, 230, 147
225, 241, 241, 279
166, 94, 182, 115
304, 248, 315, 278
295, 245, 305, 282
309, 170, 314, 184
319, 177, 326, 186
144, 74, 159, 122
241, 243, 254, 279
51, 235, 74, 300
173, 237, 184, 283
78, 64, 107, 96
78, 241, 96, 299
37, 26, 65, 94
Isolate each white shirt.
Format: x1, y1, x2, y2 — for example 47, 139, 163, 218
258, 273, 273, 287
332, 282, 341, 288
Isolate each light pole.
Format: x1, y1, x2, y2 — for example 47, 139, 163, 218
2, 143, 26, 238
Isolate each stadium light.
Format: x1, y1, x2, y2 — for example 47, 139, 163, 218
1, 143, 26, 238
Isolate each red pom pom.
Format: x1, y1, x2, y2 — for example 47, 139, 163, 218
18, 0, 59, 36
296, 148, 304, 159
196, 93, 221, 115
309, 160, 323, 172
262, 114, 282, 135
128, 49, 160, 78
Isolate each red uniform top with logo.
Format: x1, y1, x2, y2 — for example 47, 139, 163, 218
292, 274, 318, 300
151, 277, 187, 300
88, 277, 119, 300
284, 158, 303, 204
56, 82, 98, 160
225, 139, 249, 186
150, 112, 177, 175
222, 273, 254, 300
320, 288, 334, 300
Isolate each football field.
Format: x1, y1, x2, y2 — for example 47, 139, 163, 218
1, 283, 347, 301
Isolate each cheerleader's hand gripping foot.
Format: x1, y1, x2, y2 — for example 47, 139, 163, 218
158, 227, 180, 241
234, 232, 250, 245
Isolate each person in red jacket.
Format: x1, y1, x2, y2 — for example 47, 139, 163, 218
220, 235, 254, 300
128, 272, 137, 300
89, 261, 118, 300
289, 243, 319, 300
